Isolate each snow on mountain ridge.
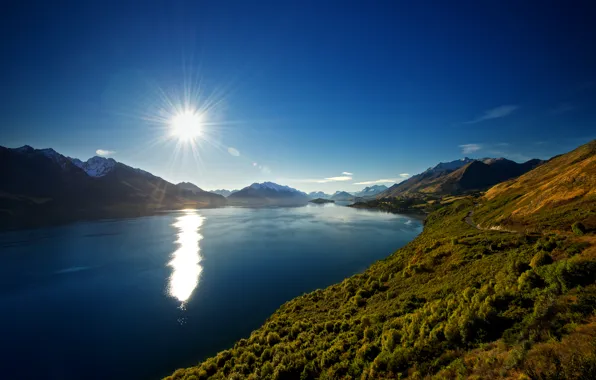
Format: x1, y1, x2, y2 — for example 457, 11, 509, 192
248, 182, 307, 195
65, 156, 116, 177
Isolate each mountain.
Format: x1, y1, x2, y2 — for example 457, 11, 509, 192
378, 157, 543, 198
330, 191, 354, 201
427, 157, 475, 173
0, 145, 226, 230
168, 140, 596, 380
69, 156, 117, 177
309, 198, 334, 204
227, 182, 309, 206
211, 189, 239, 197
353, 184, 389, 197
475, 140, 596, 231
308, 191, 332, 199
176, 182, 205, 194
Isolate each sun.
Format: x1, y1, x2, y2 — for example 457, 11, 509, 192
170, 110, 203, 142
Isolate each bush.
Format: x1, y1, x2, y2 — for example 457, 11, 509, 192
530, 252, 553, 268
572, 222, 586, 236
266, 332, 280, 346
518, 270, 544, 291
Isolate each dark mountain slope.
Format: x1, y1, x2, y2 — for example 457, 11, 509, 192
0, 146, 225, 230
378, 157, 543, 198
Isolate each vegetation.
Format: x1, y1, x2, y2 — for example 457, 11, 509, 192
573, 221, 587, 236
166, 141, 596, 379
350, 196, 438, 214
309, 198, 335, 204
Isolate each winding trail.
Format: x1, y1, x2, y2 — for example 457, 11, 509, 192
464, 209, 480, 230
464, 206, 516, 234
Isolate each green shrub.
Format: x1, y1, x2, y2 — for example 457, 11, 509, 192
266, 332, 280, 346
518, 270, 544, 291
572, 222, 586, 236
530, 252, 553, 268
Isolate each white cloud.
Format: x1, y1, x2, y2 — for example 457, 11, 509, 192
459, 144, 482, 154
325, 176, 352, 182
96, 149, 115, 156
289, 176, 353, 184
464, 105, 518, 124
399, 173, 410, 178
342, 172, 353, 175
353, 179, 398, 185
227, 147, 240, 157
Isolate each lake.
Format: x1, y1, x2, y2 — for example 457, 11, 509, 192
0, 204, 422, 379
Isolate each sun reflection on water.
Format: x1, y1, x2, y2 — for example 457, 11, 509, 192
168, 211, 204, 305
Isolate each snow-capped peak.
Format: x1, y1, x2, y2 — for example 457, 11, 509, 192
68, 156, 116, 177
249, 182, 305, 194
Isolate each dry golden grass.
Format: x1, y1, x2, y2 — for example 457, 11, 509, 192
477, 140, 596, 230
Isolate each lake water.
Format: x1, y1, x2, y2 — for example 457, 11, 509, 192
0, 204, 422, 379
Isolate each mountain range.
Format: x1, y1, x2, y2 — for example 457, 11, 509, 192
0, 146, 225, 230
353, 184, 388, 197
308, 191, 332, 199
377, 157, 543, 198
0, 144, 548, 229
330, 191, 354, 201
210, 189, 239, 197
227, 182, 310, 206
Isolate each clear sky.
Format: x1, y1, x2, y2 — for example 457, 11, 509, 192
1, 1, 595, 193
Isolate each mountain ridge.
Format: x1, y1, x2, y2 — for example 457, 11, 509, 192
378, 156, 543, 198
228, 182, 309, 206
0, 145, 226, 230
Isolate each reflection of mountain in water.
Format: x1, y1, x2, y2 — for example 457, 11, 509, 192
168, 211, 204, 304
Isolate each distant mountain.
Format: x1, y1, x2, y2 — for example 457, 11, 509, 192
353, 185, 389, 197
426, 157, 475, 173
330, 191, 354, 201
309, 198, 335, 204
211, 189, 239, 197
308, 191, 332, 199
227, 182, 309, 206
70, 156, 117, 177
0, 145, 226, 230
176, 182, 205, 194
378, 157, 544, 198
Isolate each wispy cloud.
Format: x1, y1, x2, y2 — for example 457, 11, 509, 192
324, 176, 352, 182
459, 144, 482, 154
399, 173, 410, 178
342, 171, 353, 176
464, 105, 518, 124
96, 149, 115, 156
227, 147, 240, 156
551, 103, 577, 115
290, 175, 352, 184
353, 179, 398, 185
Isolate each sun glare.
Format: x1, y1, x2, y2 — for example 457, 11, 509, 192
170, 110, 203, 142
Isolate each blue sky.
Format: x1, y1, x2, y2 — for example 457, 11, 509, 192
1, 1, 595, 192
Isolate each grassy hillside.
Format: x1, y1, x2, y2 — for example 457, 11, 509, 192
166, 142, 596, 380
475, 140, 596, 232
